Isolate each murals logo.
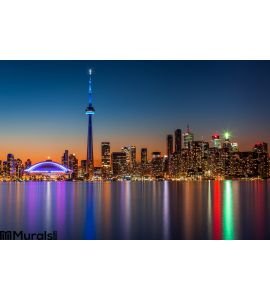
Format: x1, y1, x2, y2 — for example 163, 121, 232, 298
0, 230, 57, 240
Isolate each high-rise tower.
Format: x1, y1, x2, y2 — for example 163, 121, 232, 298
167, 134, 173, 157
85, 69, 95, 177
101, 142, 111, 179
183, 125, 194, 149
175, 129, 182, 153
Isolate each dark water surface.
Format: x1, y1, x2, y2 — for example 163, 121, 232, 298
0, 180, 270, 240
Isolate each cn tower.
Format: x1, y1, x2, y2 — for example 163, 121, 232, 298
85, 69, 95, 176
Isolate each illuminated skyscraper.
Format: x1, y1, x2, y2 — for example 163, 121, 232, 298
183, 125, 194, 149
16, 159, 23, 178
62, 150, 69, 168
85, 69, 95, 178
112, 152, 127, 177
122, 145, 136, 172
231, 142, 239, 152
253, 142, 268, 154
101, 142, 111, 178
253, 142, 269, 179
141, 148, 147, 165
80, 160, 87, 177
223, 132, 232, 150
69, 153, 78, 179
166, 134, 174, 176
141, 148, 148, 176
151, 152, 163, 178
167, 134, 173, 156
189, 141, 209, 176
130, 146, 136, 170
175, 129, 182, 153
3, 161, 8, 177
25, 159, 32, 169
211, 134, 222, 149
7, 153, 15, 177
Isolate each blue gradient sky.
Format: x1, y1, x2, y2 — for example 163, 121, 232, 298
0, 61, 269, 164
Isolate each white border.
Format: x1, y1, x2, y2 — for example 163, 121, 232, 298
1, 0, 270, 60
1, 0, 270, 299
1, 241, 270, 300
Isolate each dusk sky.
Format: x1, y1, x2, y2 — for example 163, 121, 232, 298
0, 60, 270, 165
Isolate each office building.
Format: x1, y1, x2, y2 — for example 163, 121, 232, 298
175, 129, 182, 153
101, 142, 111, 178
183, 125, 194, 149
112, 152, 127, 177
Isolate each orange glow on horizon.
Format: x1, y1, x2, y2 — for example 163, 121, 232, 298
0, 134, 262, 167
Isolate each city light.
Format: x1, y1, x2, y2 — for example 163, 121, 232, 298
223, 180, 235, 240
224, 132, 230, 140
25, 161, 72, 174
0, 70, 269, 182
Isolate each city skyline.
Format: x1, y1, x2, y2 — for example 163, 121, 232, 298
0, 61, 270, 165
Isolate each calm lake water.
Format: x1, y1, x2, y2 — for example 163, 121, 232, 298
0, 180, 269, 240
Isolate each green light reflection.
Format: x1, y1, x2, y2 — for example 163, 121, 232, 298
223, 180, 235, 240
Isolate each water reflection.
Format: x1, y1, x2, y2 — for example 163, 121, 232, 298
45, 182, 52, 231
121, 182, 131, 239
163, 181, 170, 239
0, 181, 269, 240
223, 181, 234, 240
213, 181, 222, 240
253, 181, 266, 239
84, 183, 96, 240
207, 181, 212, 239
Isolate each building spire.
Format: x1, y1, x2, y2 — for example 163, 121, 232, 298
85, 68, 95, 115
88, 68, 93, 105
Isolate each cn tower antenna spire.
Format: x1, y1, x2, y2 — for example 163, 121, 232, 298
86, 69, 95, 115
88, 68, 93, 105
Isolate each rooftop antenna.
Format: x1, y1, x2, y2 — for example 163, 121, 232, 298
88, 68, 93, 105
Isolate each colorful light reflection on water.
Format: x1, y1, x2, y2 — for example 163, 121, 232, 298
223, 181, 235, 240
0, 180, 270, 240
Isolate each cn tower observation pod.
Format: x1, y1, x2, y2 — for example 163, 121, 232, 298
24, 160, 72, 175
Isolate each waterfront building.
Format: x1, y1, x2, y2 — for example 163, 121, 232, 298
141, 148, 147, 166
141, 148, 150, 177
24, 159, 72, 179
211, 134, 222, 149
253, 142, 268, 154
166, 134, 174, 176
101, 142, 111, 179
25, 159, 32, 169
121, 145, 136, 174
253, 142, 269, 179
167, 134, 173, 156
170, 152, 181, 178
231, 142, 239, 152
80, 160, 87, 178
7, 153, 15, 177
175, 129, 182, 153
207, 147, 223, 177
183, 125, 194, 149
69, 154, 79, 179
16, 159, 24, 178
188, 141, 209, 177
61, 150, 69, 168
151, 152, 163, 178
111, 152, 127, 177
